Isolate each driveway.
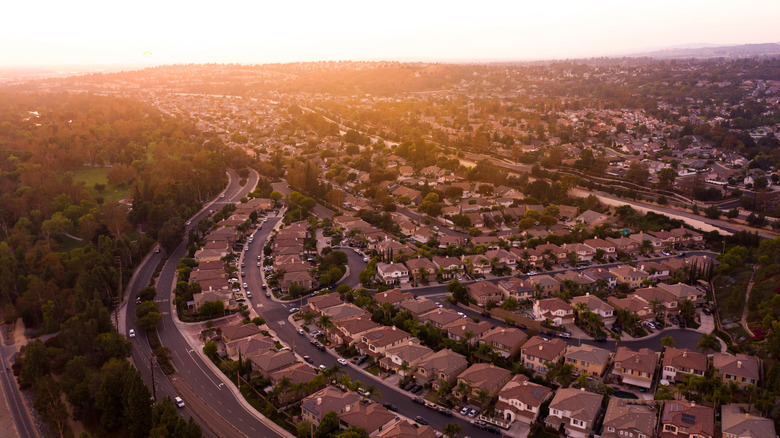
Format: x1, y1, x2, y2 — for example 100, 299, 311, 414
697, 311, 714, 335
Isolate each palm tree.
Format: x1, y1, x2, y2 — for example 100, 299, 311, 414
573, 302, 589, 317
696, 333, 720, 355
475, 388, 492, 411
648, 298, 664, 316
640, 239, 654, 255
444, 422, 463, 438
611, 332, 622, 353
661, 335, 676, 349
318, 315, 334, 330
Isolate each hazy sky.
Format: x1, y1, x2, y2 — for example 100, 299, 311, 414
3, 0, 779, 67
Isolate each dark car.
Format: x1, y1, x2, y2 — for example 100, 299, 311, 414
412, 397, 425, 405
486, 426, 501, 434
303, 356, 313, 364
414, 416, 428, 426
610, 325, 622, 334
439, 409, 453, 417
404, 382, 416, 391
594, 336, 607, 342
702, 308, 712, 315
513, 322, 528, 330
411, 385, 423, 394
679, 319, 686, 329
355, 355, 369, 365
383, 403, 398, 412
472, 420, 486, 430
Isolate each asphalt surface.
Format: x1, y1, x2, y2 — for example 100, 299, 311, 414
0, 343, 37, 438
125, 168, 288, 438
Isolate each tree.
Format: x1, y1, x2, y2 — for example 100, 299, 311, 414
297, 420, 313, 438
199, 300, 225, 318
33, 375, 69, 437
316, 412, 340, 438
444, 422, 463, 438
697, 333, 720, 355
661, 335, 676, 349
658, 167, 677, 190
203, 340, 218, 359
626, 161, 650, 186
138, 311, 162, 331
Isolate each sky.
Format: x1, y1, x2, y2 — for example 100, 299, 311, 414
2, 0, 779, 67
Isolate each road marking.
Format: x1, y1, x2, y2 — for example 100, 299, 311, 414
277, 321, 285, 326
256, 303, 263, 308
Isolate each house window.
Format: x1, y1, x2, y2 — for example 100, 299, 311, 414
663, 424, 677, 432
608, 427, 615, 432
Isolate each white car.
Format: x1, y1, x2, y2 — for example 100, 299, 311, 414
337, 358, 348, 366
243, 282, 248, 288
128, 329, 135, 338
363, 257, 369, 263
289, 307, 300, 314
175, 396, 185, 408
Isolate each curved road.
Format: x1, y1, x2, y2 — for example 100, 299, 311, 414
125, 168, 290, 438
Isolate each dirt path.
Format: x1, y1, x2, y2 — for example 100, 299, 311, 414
740, 265, 757, 337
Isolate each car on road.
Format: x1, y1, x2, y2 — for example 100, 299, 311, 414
433, 225, 439, 231
383, 403, 398, 412
256, 262, 261, 267
136, 297, 142, 304
412, 397, 425, 405
513, 322, 528, 330
186, 220, 191, 226
594, 336, 607, 342
362, 257, 369, 262
243, 282, 248, 288
337, 358, 348, 366
154, 247, 161, 253
298, 329, 305, 335
559, 332, 571, 338
246, 291, 252, 298
318, 365, 327, 371
128, 329, 135, 338
661, 250, 670, 256
289, 307, 299, 314
174, 396, 185, 408
414, 416, 428, 426
303, 356, 313, 364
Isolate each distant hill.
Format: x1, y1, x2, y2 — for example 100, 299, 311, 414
631, 42, 780, 59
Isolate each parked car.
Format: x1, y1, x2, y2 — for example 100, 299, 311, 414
246, 291, 252, 298
303, 356, 313, 364
383, 403, 398, 412
337, 358, 348, 366
414, 416, 428, 426
468, 408, 478, 418
355, 355, 369, 365
412, 397, 425, 405
297, 329, 305, 335
513, 322, 528, 330
702, 308, 712, 315
404, 382, 416, 391
411, 385, 423, 394
440, 409, 453, 417
559, 332, 571, 338
594, 336, 607, 342
318, 365, 327, 371
486, 426, 501, 434
289, 307, 299, 314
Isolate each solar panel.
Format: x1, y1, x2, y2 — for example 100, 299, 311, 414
681, 413, 696, 424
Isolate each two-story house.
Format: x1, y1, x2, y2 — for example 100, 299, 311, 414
413, 349, 468, 390
564, 344, 611, 377
378, 341, 434, 375
467, 281, 503, 306
495, 375, 552, 425
532, 297, 575, 326
497, 277, 535, 301
661, 348, 707, 384
545, 388, 603, 438
479, 327, 528, 358
721, 404, 776, 438
526, 275, 562, 296
609, 265, 650, 288
711, 353, 760, 388
455, 363, 512, 400
376, 262, 410, 285
613, 347, 658, 390
570, 293, 614, 319
301, 387, 361, 428
520, 336, 568, 375
358, 326, 412, 357
660, 401, 714, 438
602, 397, 657, 438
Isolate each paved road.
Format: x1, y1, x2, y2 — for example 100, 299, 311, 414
242, 226, 492, 437
0, 344, 36, 438
125, 168, 289, 438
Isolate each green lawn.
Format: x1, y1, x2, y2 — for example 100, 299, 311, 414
68, 166, 130, 204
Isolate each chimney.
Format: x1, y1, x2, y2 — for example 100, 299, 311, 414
737, 361, 742, 368
635, 356, 640, 363
539, 345, 543, 351
691, 401, 695, 407
462, 325, 466, 330
392, 326, 396, 331
317, 397, 322, 405
683, 351, 687, 358
746, 413, 750, 419
580, 387, 585, 392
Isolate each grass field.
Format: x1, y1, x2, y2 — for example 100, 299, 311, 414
68, 166, 130, 204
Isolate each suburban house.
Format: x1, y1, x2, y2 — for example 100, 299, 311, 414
301, 387, 361, 428
495, 374, 552, 425
322, 303, 370, 322
431, 256, 462, 279
564, 344, 611, 377
609, 265, 650, 288
532, 297, 575, 326
545, 388, 603, 438
561, 243, 595, 262
583, 238, 616, 255
358, 326, 413, 357
497, 277, 535, 301
444, 318, 492, 344
613, 347, 658, 390
485, 248, 517, 267
281, 271, 315, 293
661, 348, 708, 384
634, 286, 678, 315
656, 282, 706, 304
601, 397, 658, 438
398, 298, 439, 317
374, 289, 415, 308
606, 237, 640, 254
404, 257, 438, 282
224, 334, 275, 360
467, 281, 504, 306
308, 292, 344, 314
575, 209, 609, 226
418, 308, 463, 329
247, 349, 298, 378
337, 402, 399, 436
582, 268, 618, 288
221, 323, 262, 343
526, 275, 562, 296
721, 404, 776, 438
629, 232, 664, 250
414, 349, 469, 390
268, 363, 318, 403
330, 317, 381, 347
570, 293, 614, 319
455, 363, 512, 399
375, 421, 437, 438
608, 295, 656, 320
376, 262, 410, 285
479, 327, 528, 358
379, 341, 434, 375
711, 353, 760, 388
660, 401, 714, 438
521, 336, 568, 375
